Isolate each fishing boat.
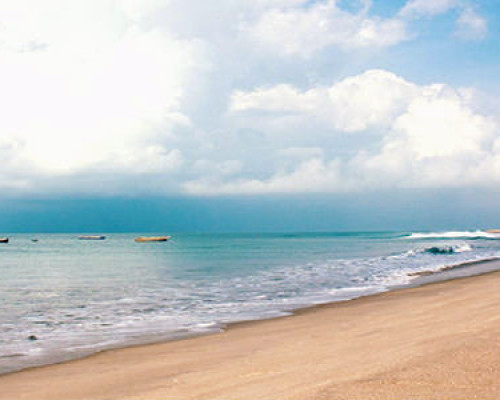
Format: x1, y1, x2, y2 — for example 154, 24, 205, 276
0, 237, 8, 243
134, 236, 171, 243
78, 235, 106, 240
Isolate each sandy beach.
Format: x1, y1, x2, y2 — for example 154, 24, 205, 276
2, 269, 500, 400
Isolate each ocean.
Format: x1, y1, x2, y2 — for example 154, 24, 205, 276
2, 231, 500, 374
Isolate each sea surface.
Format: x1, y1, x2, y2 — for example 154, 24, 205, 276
2, 231, 500, 374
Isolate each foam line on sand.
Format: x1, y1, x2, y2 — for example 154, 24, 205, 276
2, 266, 500, 399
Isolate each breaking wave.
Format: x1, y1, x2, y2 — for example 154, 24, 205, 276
406, 231, 500, 240
398, 243, 473, 258
423, 243, 473, 254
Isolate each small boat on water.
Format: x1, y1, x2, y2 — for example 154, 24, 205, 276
0, 237, 8, 243
134, 236, 171, 243
78, 235, 106, 240
486, 229, 500, 234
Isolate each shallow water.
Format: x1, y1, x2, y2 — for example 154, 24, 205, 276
1, 231, 500, 374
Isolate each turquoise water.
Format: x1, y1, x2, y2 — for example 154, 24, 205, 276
1, 231, 500, 374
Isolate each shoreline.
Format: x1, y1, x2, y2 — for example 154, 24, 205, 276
3, 260, 500, 398
3, 256, 500, 378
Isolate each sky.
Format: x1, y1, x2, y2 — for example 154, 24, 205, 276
1, 0, 500, 231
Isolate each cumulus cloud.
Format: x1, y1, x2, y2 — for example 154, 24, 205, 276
391, 86, 493, 159
187, 70, 499, 194
230, 69, 417, 132
0, 0, 495, 196
245, 0, 408, 57
244, 0, 488, 59
354, 85, 496, 189
0, 1, 206, 192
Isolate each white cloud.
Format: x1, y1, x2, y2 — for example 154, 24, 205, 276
353, 85, 496, 189
188, 70, 499, 194
390, 85, 493, 160
399, 0, 488, 40
230, 69, 417, 132
455, 7, 488, 40
399, 0, 458, 18
0, 1, 205, 191
184, 158, 345, 195
0, 1, 496, 197
245, 0, 408, 57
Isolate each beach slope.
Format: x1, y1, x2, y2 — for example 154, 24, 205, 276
2, 271, 500, 399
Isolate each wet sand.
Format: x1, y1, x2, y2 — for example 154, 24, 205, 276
2, 267, 500, 399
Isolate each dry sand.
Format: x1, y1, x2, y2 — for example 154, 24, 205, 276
2, 270, 500, 399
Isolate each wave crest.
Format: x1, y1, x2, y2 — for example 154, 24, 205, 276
401, 243, 473, 257
423, 244, 472, 254
406, 231, 500, 239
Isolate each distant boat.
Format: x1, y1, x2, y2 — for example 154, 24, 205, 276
486, 229, 500, 233
31, 239, 38, 242
0, 237, 8, 243
78, 235, 106, 240
134, 236, 171, 243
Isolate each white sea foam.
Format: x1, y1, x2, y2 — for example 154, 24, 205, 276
397, 243, 473, 258
407, 230, 500, 239
3, 232, 500, 376
452, 243, 473, 253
